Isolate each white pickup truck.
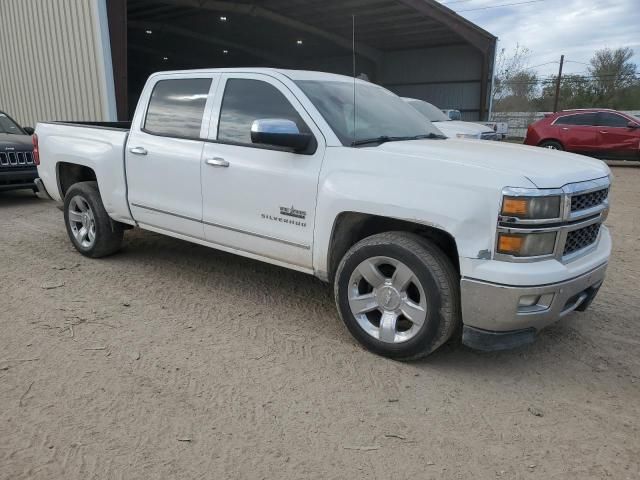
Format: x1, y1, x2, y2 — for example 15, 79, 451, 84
35, 68, 612, 360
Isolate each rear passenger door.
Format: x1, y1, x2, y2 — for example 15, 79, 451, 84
555, 113, 598, 153
126, 74, 220, 238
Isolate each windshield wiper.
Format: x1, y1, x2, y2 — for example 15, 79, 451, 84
351, 133, 445, 146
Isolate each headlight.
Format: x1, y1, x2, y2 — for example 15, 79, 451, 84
497, 232, 557, 257
456, 133, 480, 139
501, 196, 561, 220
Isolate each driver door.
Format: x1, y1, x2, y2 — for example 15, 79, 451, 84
200, 73, 325, 269
595, 112, 640, 158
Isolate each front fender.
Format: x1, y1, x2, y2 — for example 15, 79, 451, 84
312, 148, 533, 278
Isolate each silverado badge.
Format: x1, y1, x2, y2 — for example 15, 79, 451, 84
279, 205, 306, 219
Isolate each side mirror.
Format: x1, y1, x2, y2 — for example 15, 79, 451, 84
23, 126, 35, 135
250, 119, 311, 152
627, 121, 639, 129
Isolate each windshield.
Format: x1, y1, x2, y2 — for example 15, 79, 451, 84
0, 113, 23, 134
295, 80, 443, 146
404, 99, 449, 122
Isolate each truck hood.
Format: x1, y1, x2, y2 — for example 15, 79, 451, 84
375, 138, 610, 188
433, 120, 494, 137
0, 133, 33, 150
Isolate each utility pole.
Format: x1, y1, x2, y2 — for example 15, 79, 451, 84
553, 54, 564, 113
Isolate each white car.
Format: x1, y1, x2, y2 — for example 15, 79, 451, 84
403, 97, 498, 140
34, 68, 611, 360
442, 108, 462, 120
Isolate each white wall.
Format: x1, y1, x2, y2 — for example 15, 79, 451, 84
0, 0, 116, 127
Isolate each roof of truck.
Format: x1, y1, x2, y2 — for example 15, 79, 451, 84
148, 68, 366, 83
145, 68, 390, 89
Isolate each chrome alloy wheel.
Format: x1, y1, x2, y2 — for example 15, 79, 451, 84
348, 256, 428, 344
68, 195, 96, 249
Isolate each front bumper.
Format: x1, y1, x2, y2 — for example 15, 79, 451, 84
460, 261, 607, 349
0, 168, 37, 192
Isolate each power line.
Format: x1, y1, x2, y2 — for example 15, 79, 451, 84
497, 72, 640, 85
565, 59, 591, 66
456, 0, 547, 13
441, 0, 476, 5
525, 61, 560, 70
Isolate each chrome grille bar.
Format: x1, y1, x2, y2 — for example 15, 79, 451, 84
0, 151, 36, 168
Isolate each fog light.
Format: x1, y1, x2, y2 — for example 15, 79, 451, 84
517, 293, 555, 313
519, 295, 540, 307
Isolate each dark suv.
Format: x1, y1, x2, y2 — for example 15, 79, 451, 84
0, 110, 37, 192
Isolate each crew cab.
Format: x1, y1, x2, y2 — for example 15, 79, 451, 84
0, 110, 37, 192
35, 69, 612, 360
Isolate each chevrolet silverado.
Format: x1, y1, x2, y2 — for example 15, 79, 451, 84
34, 69, 611, 359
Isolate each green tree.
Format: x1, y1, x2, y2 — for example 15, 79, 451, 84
492, 45, 540, 111
492, 44, 532, 101
536, 74, 595, 111
589, 47, 638, 104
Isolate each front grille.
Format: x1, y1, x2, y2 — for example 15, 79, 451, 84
0, 151, 34, 168
571, 188, 608, 212
564, 223, 601, 255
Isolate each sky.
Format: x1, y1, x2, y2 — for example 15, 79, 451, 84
436, 0, 640, 78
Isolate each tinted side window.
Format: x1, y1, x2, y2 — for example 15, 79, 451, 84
0, 113, 22, 134
555, 113, 596, 126
218, 79, 309, 145
144, 78, 212, 139
596, 112, 629, 127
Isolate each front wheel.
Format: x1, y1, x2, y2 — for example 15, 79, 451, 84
334, 232, 460, 360
63, 181, 124, 258
539, 140, 563, 151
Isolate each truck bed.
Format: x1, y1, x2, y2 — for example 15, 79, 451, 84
42, 120, 132, 131
35, 120, 133, 225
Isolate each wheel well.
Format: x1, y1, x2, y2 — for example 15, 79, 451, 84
57, 162, 97, 198
538, 138, 563, 147
327, 212, 459, 282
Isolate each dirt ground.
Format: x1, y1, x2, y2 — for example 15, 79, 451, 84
1, 167, 638, 480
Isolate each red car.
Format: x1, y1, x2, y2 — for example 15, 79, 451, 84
525, 108, 640, 160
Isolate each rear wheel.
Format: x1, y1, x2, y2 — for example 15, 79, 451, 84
334, 232, 460, 360
63, 181, 123, 258
539, 140, 563, 150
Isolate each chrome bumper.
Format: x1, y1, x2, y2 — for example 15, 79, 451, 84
460, 261, 607, 333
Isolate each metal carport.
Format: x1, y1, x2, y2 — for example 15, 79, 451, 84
109, 0, 496, 121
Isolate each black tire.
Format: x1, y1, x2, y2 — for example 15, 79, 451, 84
539, 140, 563, 151
334, 232, 460, 360
63, 181, 124, 258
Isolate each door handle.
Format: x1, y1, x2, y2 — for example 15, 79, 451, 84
129, 146, 148, 155
599, 131, 608, 134
561, 127, 569, 131
205, 157, 229, 168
